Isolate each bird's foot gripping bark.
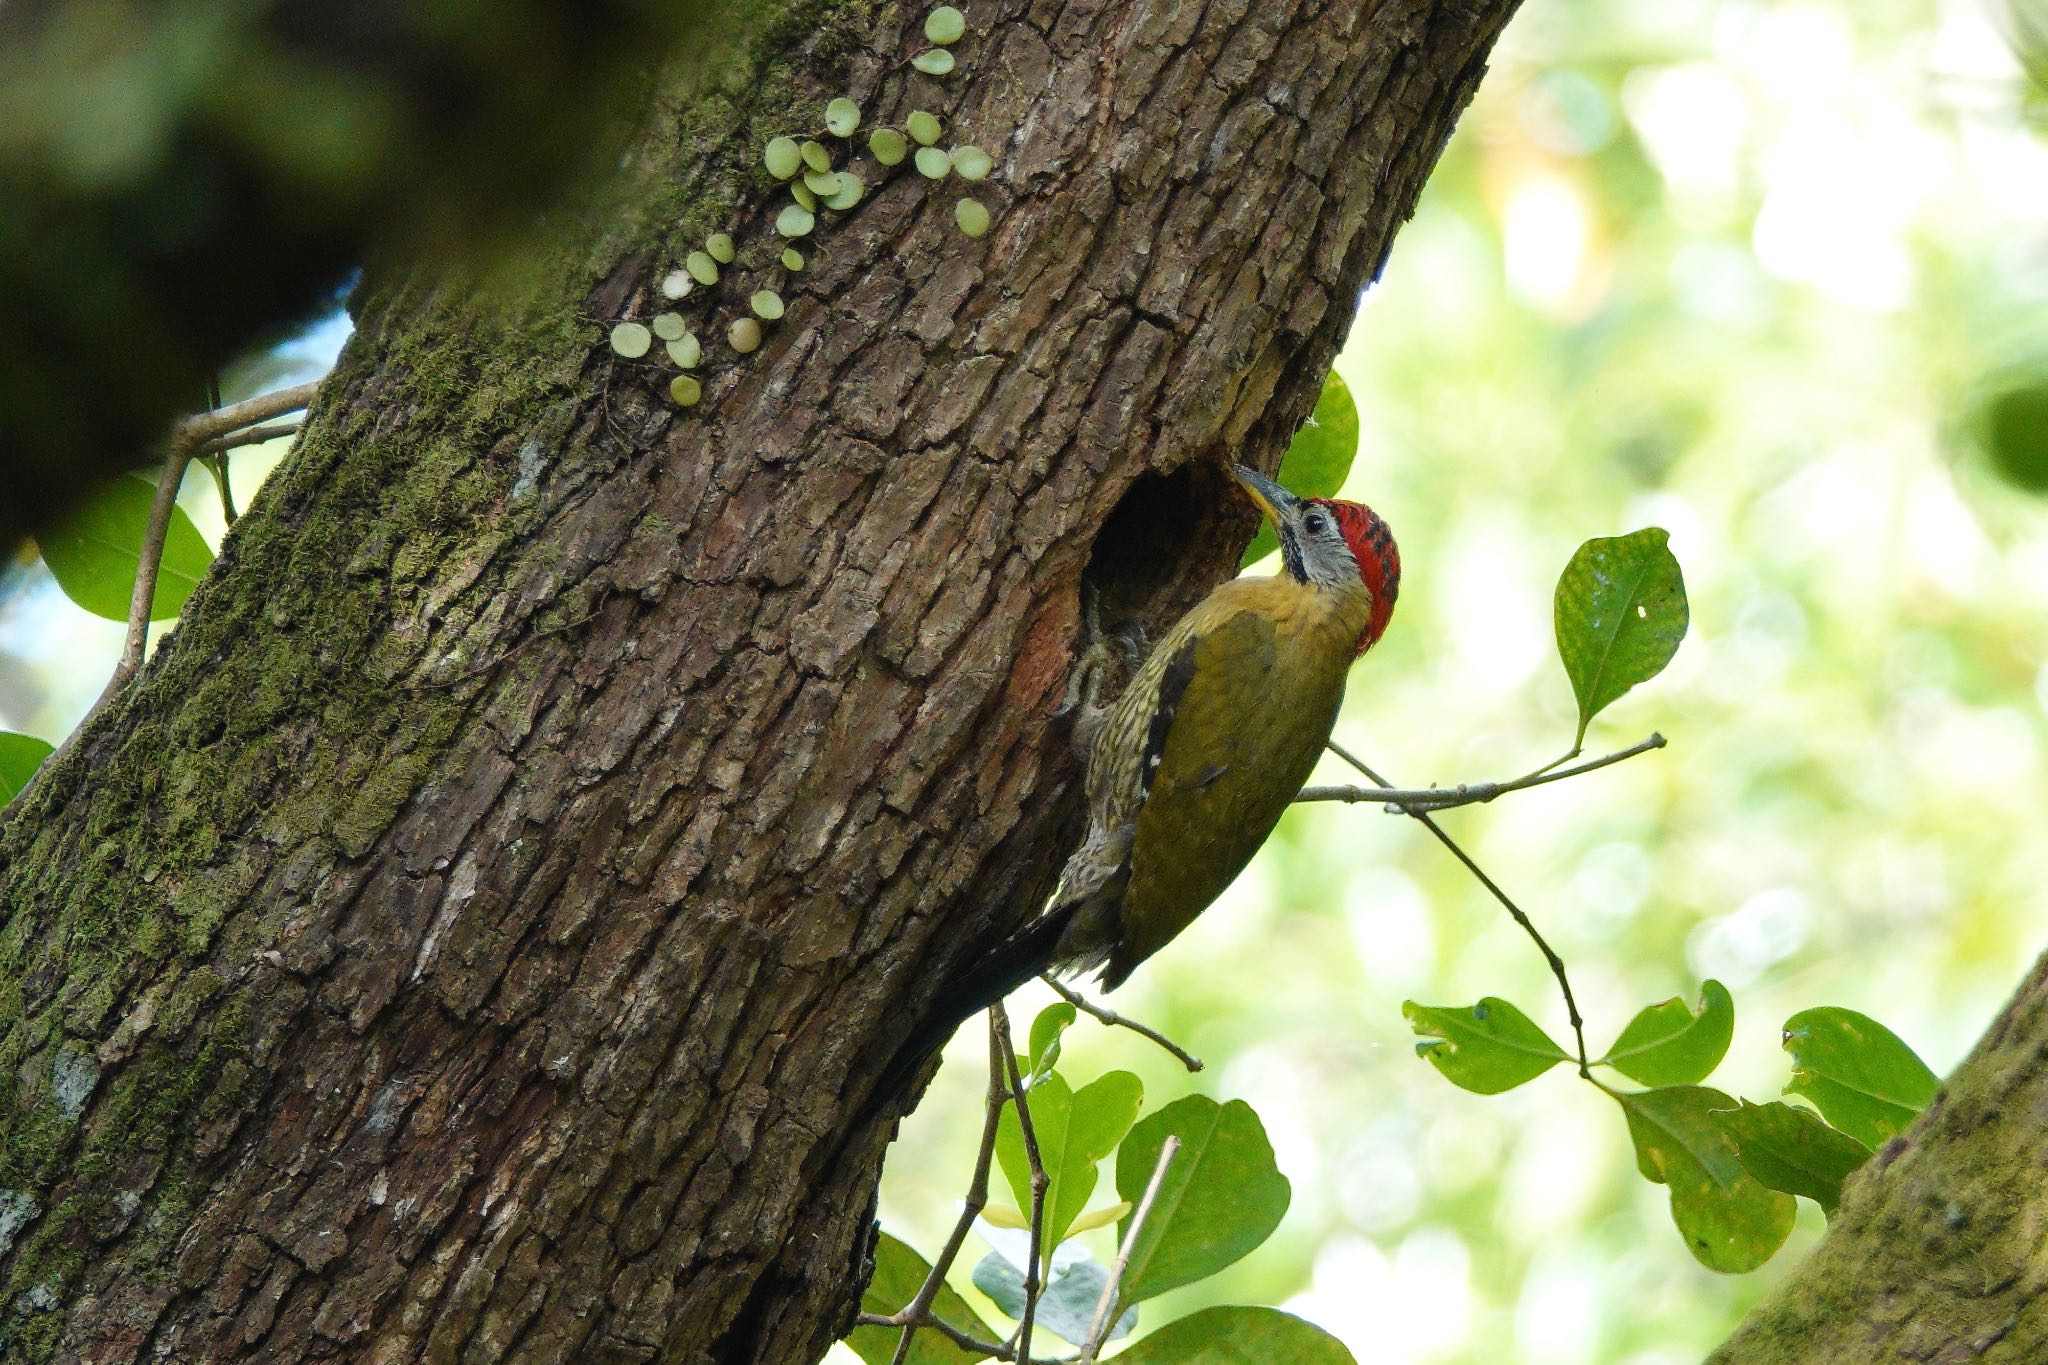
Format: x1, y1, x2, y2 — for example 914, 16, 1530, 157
1056, 585, 1146, 758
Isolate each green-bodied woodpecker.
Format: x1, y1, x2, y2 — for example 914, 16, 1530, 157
926, 461, 1400, 1029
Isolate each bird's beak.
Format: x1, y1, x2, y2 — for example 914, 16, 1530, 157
1229, 463, 1300, 529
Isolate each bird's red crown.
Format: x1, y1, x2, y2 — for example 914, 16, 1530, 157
1310, 498, 1400, 654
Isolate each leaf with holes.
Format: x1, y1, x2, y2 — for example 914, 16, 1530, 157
1782, 1007, 1938, 1150
1113, 1095, 1290, 1305
1554, 528, 1688, 748
1712, 1099, 1872, 1217
1600, 981, 1734, 1087
1614, 1085, 1796, 1272
844, 1232, 994, 1364
1404, 997, 1570, 1094
40, 475, 214, 622
1242, 372, 1359, 568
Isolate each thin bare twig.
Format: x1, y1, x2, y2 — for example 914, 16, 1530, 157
1040, 976, 1203, 1073
169, 381, 318, 451
994, 1003, 1048, 1365
1295, 733, 1664, 811
1078, 1135, 1179, 1364
194, 419, 302, 459
1326, 739, 1593, 1077
856, 1311, 1020, 1359
885, 1015, 1010, 1365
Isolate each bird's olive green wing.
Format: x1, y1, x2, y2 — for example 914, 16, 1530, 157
1106, 608, 1337, 985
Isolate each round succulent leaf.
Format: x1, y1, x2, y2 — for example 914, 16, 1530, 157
0, 732, 55, 806
608, 321, 652, 359
764, 135, 802, 179
668, 374, 702, 407
660, 269, 692, 299
781, 247, 805, 271
1402, 997, 1570, 1094
1712, 1099, 1872, 1218
705, 232, 735, 264
665, 334, 701, 368
824, 97, 861, 136
954, 197, 990, 238
906, 110, 942, 145
803, 168, 840, 196
1600, 980, 1735, 1088
847, 1233, 997, 1365
650, 312, 686, 341
924, 5, 966, 43
1614, 1085, 1797, 1273
1113, 1095, 1290, 1305
1781, 1007, 1939, 1149
950, 145, 992, 180
1554, 527, 1689, 748
38, 474, 215, 622
869, 127, 908, 165
825, 171, 864, 210
790, 180, 818, 211
728, 317, 763, 353
1110, 1308, 1354, 1365
775, 204, 815, 237
914, 146, 951, 179
911, 48, 956, 75
801, 139, 831, 172
750, 290, 785, 320
685, 250, 719, 286
1243, 372, 1359, 567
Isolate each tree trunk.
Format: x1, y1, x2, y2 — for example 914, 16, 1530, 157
0, 1, 1519, 1360
1710, 958, 2048, 1362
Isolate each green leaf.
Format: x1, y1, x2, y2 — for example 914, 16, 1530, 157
705, 232, 735, 264
906, 111, 943, 146
801, 139, 832, 172
1241, 373, 1360, 568
1110, 1307, 1357, 1365
40, 475, 214, 622
997, 1070, 1143, 1259
668, 375, 701, 408
1600, 980, 1734, 1087
775, 204, 815, 238
728, 318, 763, 354
1028, 1002, 1076, 1080
804, 168, 841, 197
924, 6, 966, 45
951, 145, 992, 180
954, 198, 990, 238
969, 1253, 1136, 1345
825, 171, 865, 210
912, 48, 956, 75
1402, 998, 1570, 1095
790, 179, 818, 211
0, 733, 54, 806
665, 334, 701, 369
1712, 1099, 1872, 1217
685, 250, 719, 286
914, 146, 951, 179
870, 127, 908, 166
1114, 1095, 1290, 1305
846, 1232, 994, 1365
650, 312, 686, 341
1553, 527, 1688, 748
825, 97, 862, 137
764, 136, 802, 179
750, 290, 785, 321
1781, 1007, 1938, 1149
781, 248, 806, 271
608, 321, 651, 359
1614, 1086, 1796, 1273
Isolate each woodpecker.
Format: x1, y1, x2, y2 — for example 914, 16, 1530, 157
927, 461, 1400, 1027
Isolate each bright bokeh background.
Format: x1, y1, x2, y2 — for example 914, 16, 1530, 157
5, 2, 2047, 1362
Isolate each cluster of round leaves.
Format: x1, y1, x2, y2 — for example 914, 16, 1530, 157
604, 5, 992, 408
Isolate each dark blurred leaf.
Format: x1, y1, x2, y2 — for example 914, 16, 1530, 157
1243, 372, 1359, 567
0, 732, 54, 805
1782, 1007, 1938, 1150
1404, 998, 1570, 1094
1711, 1099, 1872, 1217
1109, 1306, 1357, 1364
1114, 1095, 1290, 1304
1614, 1085, 1795, 1273
38, 475, 212, 622
846, 1232, 995, 1364
997, 1070, 1143, 1258
1028, 1002, 1076, 1081
1977, 373, 2048, 493
1600, 980, 1734, 1087
1553, 528, 1687, 748
969, 1252, 1135, 1345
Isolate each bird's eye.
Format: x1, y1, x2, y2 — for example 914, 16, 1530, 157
1303, 512, 1329, 536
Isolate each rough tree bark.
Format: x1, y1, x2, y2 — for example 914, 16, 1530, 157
0, 1, 1520, 1360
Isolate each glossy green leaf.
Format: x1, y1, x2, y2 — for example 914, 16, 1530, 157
608, 321, 651, 359
0, 733, 54, 806
906, 111, 943, 146
781, 247, 806, 271
1241, 373, 1360, 568
685, 250, 719, 286
1600, 980, 1734, 1087
1110, 1307, 1357, 1365
914, 146, 951, 179
825, 171, 865, 210
969, 1253, 1136, 1345
950, 145, 992, 181
912, 48, 956, 75
924, 6, 966, 44
1403, 997, 1570, 1094
650, 312, 686, 341
764, 136, 802, 179
1114, 1095, 1290, 1304
728, 318, 763, 354
665, 334, 701, 369
1554, 527, 1688, 748
1614, 1086, 1796, 1273
40, 475, 214, 622
845, 1232, 993, 1365
1712, 1099, 1872, 1217
954, 198, 990, 238
668, 374, 701, 407
870, 127, 908, 165
801, 139, 831, 172
1782, 1007, 1938, 1149
775, 204, 815, 237
1028, 1002, 1076, 1080
825, 97, 862, 136
997, 1070, 1144, 1259
705, 232, 735, 264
